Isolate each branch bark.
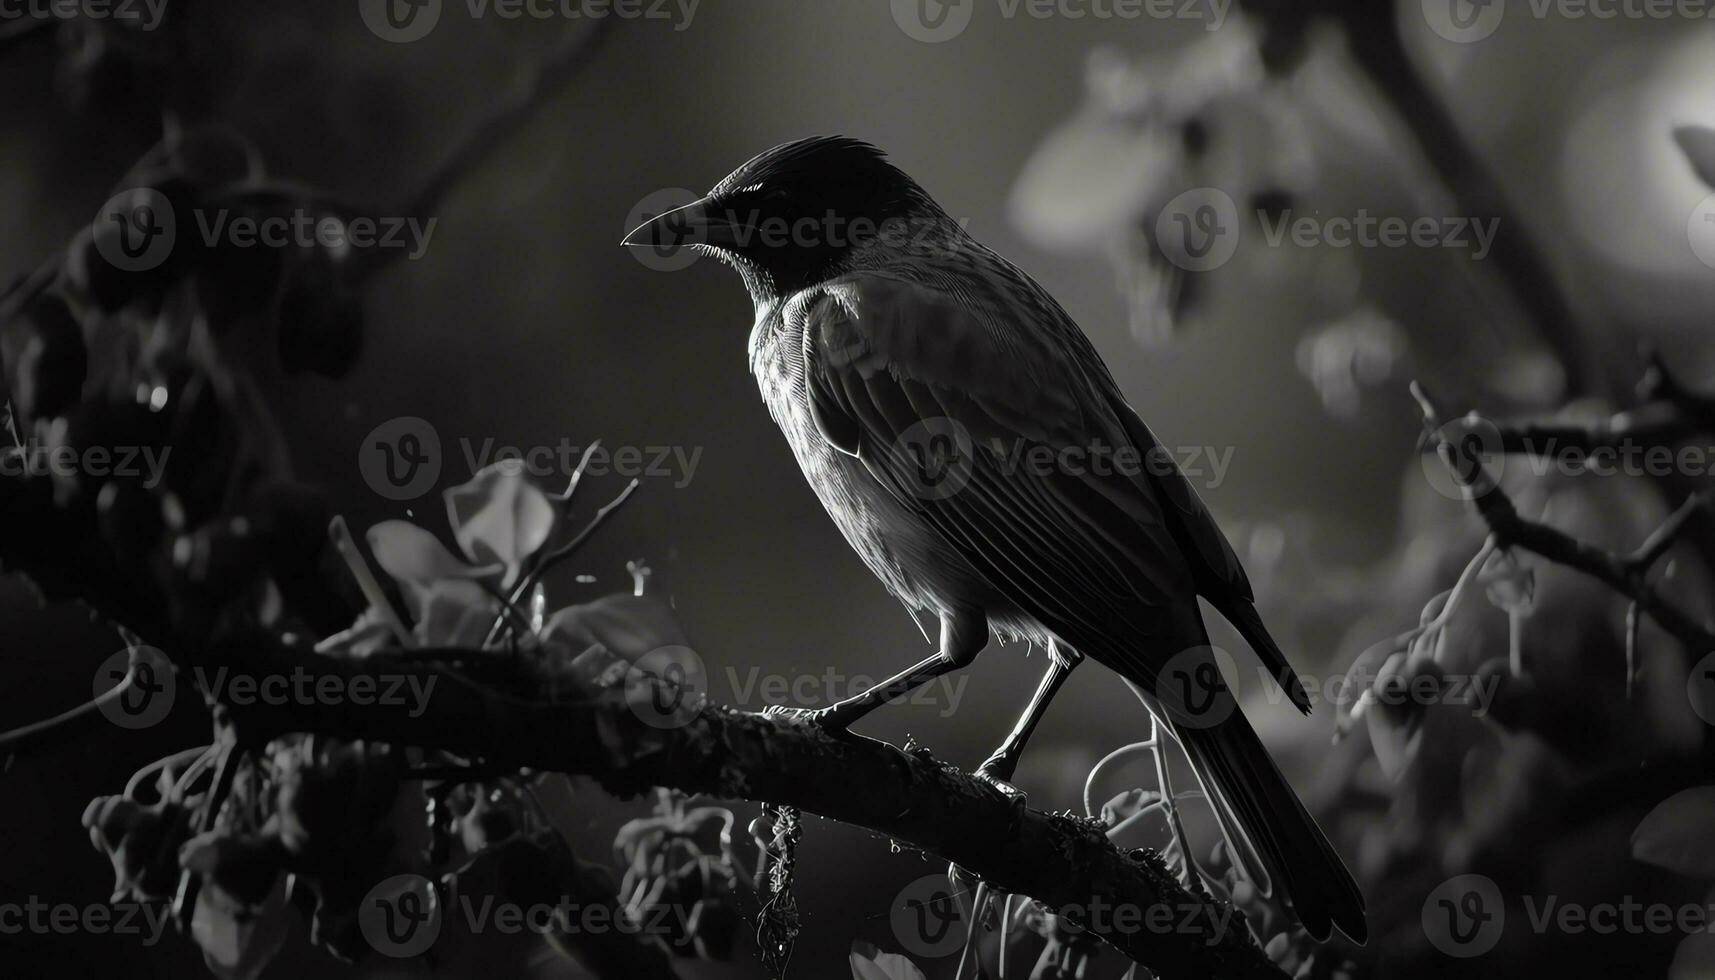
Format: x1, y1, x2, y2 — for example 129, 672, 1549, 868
218, 639, 1286, 980
0, 465, 1283, 980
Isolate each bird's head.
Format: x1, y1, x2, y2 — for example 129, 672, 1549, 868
623, 136, 951, 301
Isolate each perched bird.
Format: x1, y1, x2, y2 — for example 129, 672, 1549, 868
624, 136, 1366, 943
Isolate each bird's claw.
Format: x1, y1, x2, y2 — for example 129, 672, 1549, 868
763, 704, 852, 733
971, 761, 1027, 806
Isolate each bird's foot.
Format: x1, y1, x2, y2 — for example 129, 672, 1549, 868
970, 758, 1027, 805
763, 704, 854, 734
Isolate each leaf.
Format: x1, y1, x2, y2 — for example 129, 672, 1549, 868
544, 594, 688, 662
444, 460, 555, 586
1670, 904, 1715, 979
850, 941, 928, 980
1482, 550, 1535, 614
1008, 108, 1179, 248
366, 520, 497, 584
1633, 787, 1715, 878
1100, 789, 1158, 828
411, 578, 498, 648
1365, 653, 1421, 780
1675, 126, 1715, 191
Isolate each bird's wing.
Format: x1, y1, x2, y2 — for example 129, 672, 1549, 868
797, 273, 1212, 705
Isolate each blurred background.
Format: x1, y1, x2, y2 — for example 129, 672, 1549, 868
4, 1, 1715, 977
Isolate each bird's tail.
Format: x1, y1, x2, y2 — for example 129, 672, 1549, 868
1174, 711, 1367, 944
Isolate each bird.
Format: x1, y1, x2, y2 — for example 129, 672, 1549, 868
623, 135, 1366, 944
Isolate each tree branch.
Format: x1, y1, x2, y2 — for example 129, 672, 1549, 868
0, 463, 1282, 980
214, 639, 1286, 980
1411, 381, 1715, 651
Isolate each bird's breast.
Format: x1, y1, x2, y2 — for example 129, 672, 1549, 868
749, 309, 983, 619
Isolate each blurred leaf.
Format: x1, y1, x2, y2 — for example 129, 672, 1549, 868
1482, 550, 1535, 614
444, 461, 554, 586
1674, 126, 1715, 190
1100, 788, 1158, 828
366, 520, 498, 584
1670, 917, 1715, 979
1633, 787, 1715, 878
1009, 109, 1177, 248
411, 578, 497, 648
545, 594, 688, 662
850, 941, 927, 980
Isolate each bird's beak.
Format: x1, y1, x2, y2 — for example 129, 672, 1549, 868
621, 197, 745, 253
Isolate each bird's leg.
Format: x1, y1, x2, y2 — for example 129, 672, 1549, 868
765, 607, 986, 733
972, 643, 1082, 800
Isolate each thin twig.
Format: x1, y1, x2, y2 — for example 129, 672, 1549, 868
1413, 382, 1715, 653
